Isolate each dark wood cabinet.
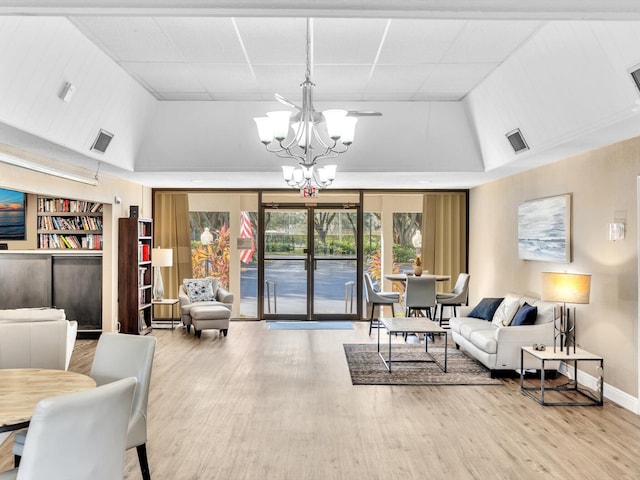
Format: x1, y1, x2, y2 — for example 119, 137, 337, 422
0, 252, 102, 336
118, 217, 153, 335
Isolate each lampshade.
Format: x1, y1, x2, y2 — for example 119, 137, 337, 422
322, 109, 348, 139
266, 111, 291, 140
151, 247, 173, 268
541, 272, 591, 304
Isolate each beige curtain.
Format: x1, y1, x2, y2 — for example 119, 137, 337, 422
421, 192, 467, 293
153, 192, 191, 317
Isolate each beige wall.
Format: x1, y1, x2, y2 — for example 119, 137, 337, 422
469, 137, 639, 398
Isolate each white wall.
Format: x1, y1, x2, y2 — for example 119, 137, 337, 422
0, 17, 157, 172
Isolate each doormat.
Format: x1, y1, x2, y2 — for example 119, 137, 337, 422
343, 343, 503, 386
267, 321, 353, 330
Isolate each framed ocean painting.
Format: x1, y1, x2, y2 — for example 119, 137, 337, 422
0, 187, 26, 241
518, 194, 571, 263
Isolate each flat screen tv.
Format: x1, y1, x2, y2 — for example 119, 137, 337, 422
0, 187, 26, 241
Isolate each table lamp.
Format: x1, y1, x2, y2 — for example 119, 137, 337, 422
152, 247, 173, 300
541, 272, 591, 354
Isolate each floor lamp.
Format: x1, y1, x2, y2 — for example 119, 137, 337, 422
541, 272, 591, 354
152, 247, 173, 301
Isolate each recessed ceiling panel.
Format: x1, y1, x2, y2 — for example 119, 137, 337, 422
377, 19, 465, 64
72, 17, 183, 62
155, 17, 245, 63
314, 18, 388, 65
419, 63, 498, 98
190, 63, 258, 93
121, 62, 204, 93
366, 64, 438, 95
235, 17, 306, 65
442, 20, 542, 63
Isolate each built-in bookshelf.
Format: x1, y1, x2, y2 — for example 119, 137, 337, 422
118, 217, 153, 335
37, 197, 103, 250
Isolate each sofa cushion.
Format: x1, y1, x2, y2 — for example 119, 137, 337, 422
183, 278, 218, 302
468, 329, 498, 354
468, 298, 504, 321
529, 299, 557, 325
455, 317, 497, 338
0, 308, 66, 323
511, 302, 538, 326
492, 294, 521, 327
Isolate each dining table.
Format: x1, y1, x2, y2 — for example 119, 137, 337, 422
0, 368, 96, 433
384, 273, 451, 283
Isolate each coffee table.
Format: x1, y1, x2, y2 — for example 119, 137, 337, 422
377, 317, 448, 372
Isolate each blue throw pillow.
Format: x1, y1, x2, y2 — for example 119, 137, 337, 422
468, 297, 504, 321
511, 302, 538, 326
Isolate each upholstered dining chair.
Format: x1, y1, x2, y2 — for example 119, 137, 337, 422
404, 275, 437, 319
364, 273, 400, 335
436, 273, 470, 326
0, 377, 136, 480
14, 333, 157, 480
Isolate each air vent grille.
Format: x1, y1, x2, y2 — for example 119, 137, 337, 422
506, 129, 528, 153
630, 67, 640, 93
91, 129, 114, 154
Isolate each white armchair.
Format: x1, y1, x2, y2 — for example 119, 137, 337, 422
0, 308, 77, 371
179, 278, 233, 332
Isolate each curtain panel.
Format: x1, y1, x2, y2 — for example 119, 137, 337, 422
421, 192, 468, 293
153, 192, 191, 317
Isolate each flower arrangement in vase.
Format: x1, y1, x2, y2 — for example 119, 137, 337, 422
414, 255, 423, 277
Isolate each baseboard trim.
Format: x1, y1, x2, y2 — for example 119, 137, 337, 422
558, 362, 639, 414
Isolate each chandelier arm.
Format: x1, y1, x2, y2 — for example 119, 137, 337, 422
311, 124, 330, 149
312, 168, 332, 188
311, 142, 350, 163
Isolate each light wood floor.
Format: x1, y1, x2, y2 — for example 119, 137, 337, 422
2, 321, 640, 479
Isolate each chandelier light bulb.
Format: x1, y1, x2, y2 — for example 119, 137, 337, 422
340, 117, 358, 145
322, 109, 348, 140
282, 165, 295, 182
266, 111, 292, 141
253, 117, 274, 144
323, 164, 337, 181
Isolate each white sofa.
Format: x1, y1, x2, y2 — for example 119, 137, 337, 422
0, 308, 78, 370
449, 294, 559, 376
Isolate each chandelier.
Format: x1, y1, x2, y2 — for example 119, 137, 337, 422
253, 19, 360, 196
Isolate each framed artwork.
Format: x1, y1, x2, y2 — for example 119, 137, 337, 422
518, 194, 571, 263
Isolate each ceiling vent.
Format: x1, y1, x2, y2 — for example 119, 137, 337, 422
506, 128, 529, 153
91, 129, 114, 154
630, 66, 640, 93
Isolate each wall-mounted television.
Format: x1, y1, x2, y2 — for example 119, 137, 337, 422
0, 188, 26, 241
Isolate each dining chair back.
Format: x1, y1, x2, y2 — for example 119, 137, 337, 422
436, 273, 470, 326
1, 377, 136, 480
364, 273, 400, 335
91, 333, 157, 480
404, 275, 437, 318
13, 333, 157, 480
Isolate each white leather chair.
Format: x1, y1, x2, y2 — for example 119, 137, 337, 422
0, 377, 136, 480
14, 333, 156, 480
436, 273, 470, 326
404, 276, 437, 319
363, 273, 400, 335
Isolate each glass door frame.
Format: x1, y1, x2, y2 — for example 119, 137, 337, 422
258, 193, 363, 321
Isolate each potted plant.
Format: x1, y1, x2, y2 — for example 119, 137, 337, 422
414, 255, 423, 276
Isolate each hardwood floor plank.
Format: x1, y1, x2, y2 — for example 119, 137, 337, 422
1, 321, 639, 479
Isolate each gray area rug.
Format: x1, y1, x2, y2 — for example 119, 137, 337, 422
343, 343, 503, 386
